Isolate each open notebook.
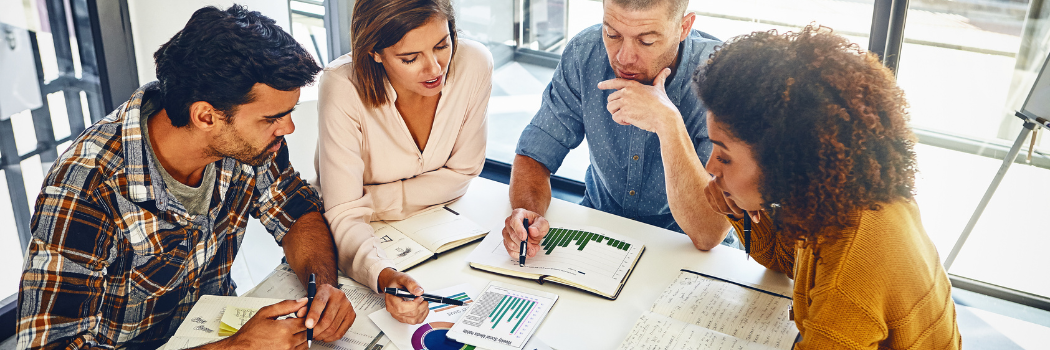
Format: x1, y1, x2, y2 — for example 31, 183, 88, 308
465, 223, 644, 299
163, 264, 389, 350
617, 270, 798, 350
372, 205, 488, 270
161, 296, 284, 349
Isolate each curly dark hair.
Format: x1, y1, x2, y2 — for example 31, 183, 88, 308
694, 25, 919, 245
154, 5, 321, 127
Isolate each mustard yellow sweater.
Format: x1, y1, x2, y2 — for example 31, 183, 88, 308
728, 199, 961, 349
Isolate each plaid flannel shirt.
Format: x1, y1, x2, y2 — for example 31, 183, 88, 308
16, 82, 324, 349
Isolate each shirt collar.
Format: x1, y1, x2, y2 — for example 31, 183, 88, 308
120, 81, 162, 204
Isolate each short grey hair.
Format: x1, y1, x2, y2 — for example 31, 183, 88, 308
606, 0, 689, 19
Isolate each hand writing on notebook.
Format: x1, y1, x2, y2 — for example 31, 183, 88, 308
301, 282, 356, 343
203, 298, 309, 350
378, 268, 430, 324
502, 208, 550, 259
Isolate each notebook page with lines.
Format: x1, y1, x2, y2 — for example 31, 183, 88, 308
465, 223, 644, 299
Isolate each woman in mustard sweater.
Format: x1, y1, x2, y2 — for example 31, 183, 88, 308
693, 25, 961, 349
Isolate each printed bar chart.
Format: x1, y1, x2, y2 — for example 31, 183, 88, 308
488, 295, 537, 334
430, 292, 473, 313
541, 228, 631, 254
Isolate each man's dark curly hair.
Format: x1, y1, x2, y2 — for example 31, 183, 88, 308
154, 5, 321, 127
694, 25, 919, 245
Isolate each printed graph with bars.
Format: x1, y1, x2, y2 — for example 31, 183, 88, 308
429, 292, 473, 313
453, 283, 558, 349
487, 294, 537, 334
487, 226, 640, 283
541, 228, 631, 254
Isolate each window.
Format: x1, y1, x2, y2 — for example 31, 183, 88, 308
1, 0, 110, 302
895, 0, 1050, 299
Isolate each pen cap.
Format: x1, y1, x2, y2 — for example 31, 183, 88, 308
308, 274, 316, 294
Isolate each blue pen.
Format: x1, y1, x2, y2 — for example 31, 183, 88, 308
519, 219, 529, 267
307, 273, 315, 348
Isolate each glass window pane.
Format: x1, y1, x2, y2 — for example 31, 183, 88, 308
0, 170, 23, 299
897, 1, 1050, 298
687, 0, 873, 47
485, 0, 878, 183
898, 1, 1032, 144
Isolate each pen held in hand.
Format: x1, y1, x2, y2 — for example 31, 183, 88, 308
519, 218, 529, 267
383, 287, 465, 306
307, 273, 315, 348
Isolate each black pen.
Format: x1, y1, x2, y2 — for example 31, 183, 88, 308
519, 218, 529, 267
383, 288, 465, 306
307, 273, 315, 348
743, 216, 752, 258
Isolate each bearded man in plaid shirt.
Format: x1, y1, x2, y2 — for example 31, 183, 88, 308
16, 5, 429, 349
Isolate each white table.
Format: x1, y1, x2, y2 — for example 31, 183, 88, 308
391, 178, 793, 349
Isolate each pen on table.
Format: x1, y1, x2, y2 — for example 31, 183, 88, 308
519, 218, 529, 267
383, 287, 465, 306
307, 273, 315, 348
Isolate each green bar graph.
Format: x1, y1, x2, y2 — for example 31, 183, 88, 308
541, 228, 630, 255
577, 232, 592, 250
511, 301, 535, 333
489, 295, 537, 333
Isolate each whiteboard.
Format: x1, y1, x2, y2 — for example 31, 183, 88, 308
1021, 51, 1050, 121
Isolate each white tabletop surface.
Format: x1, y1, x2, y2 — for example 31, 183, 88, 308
399, 178, 793, 350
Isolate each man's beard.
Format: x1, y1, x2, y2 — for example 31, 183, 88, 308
210, 130, 282, 167
608, 46, 680, 85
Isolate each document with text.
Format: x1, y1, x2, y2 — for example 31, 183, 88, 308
617, 270, 797, 350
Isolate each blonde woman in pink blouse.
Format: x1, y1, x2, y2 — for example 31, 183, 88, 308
314, 0, 492, 324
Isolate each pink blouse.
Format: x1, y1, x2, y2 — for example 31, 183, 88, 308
314, 39, 492, 291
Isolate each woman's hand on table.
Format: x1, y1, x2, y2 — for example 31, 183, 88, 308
378, 268, 429, 324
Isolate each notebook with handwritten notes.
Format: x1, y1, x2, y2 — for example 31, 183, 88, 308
161, 296, 283, 349
616, 270, 798, 350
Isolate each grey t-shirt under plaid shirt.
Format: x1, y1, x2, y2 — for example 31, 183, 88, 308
17, 82, 324, 349
139, 97, 215, 216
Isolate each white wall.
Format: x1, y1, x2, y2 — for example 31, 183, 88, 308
0, 0, 28, 28
127, 0, 291, 85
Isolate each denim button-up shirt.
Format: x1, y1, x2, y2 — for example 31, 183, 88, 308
516, 24, 719, 231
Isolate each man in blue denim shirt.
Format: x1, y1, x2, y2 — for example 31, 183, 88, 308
500, 0, 735, 257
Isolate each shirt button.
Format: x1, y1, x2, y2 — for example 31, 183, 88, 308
629, 190, 636, 196
632, 155, 639, 160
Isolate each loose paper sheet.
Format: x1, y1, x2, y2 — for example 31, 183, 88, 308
369, 283, 479, 350
448, 281, 558, 350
